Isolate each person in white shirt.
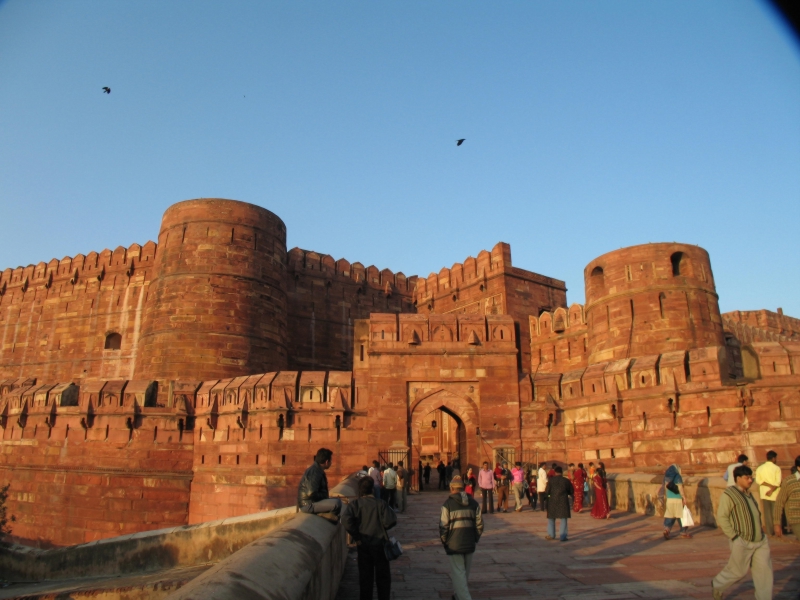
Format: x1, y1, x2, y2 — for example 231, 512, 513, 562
724, 454, 749, 487
383, 463, 398, 509
537, 462, 549, 512
755, 450, 782, 536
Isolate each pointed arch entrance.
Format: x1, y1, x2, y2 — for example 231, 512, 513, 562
410, 388, 480, 487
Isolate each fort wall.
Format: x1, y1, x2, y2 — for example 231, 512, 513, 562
285, 248, 416, 372
0, 243, 158, 383
414, 242, 568, 370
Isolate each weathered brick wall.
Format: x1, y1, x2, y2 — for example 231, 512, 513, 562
414, 242, 567, 371
285, 248, 416, 372
0, 243, 158, 383
0, 379, 192, 547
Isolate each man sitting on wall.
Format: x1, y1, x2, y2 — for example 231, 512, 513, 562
297, 447, 342, 519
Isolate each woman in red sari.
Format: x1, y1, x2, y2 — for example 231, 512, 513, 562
572, 463, 587, 512
591, 462, 610, 519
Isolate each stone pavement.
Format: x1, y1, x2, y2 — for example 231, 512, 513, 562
336, 489, 800, 600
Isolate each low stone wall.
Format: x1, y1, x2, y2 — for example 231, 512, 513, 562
607, 473, 756, 527
0, 506, 297, 582
165, 513, 347, 600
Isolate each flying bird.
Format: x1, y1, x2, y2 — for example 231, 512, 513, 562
456, 139, 465, 146
102, 87, 111, 94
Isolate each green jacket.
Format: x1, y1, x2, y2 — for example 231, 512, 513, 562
716, 486, 763, 542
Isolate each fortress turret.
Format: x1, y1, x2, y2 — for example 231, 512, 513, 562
584, 243, 724, 364
135, 199, 288, 381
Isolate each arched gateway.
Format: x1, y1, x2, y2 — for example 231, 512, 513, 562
410, 388, 481, 476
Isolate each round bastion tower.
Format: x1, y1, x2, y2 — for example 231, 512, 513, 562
135, 198, 288, 381
584, 243, 725, 365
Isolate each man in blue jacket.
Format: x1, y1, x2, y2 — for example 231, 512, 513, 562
439, 476, 484, 600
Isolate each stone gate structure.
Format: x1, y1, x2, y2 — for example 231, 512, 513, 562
0, 198, 798, 547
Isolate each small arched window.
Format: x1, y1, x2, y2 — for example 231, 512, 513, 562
104, 332, 122, 350
671, 252, 685, 276
590, 266, 604, 288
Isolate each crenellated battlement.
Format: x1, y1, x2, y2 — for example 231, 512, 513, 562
0, 241, 158, 298
529, 341, 800, 404
287, 247, 417, 293
413, 242, 512, 300
722, 309, 800, 343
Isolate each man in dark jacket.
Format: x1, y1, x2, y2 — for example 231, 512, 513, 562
297, 448, 342, 517
440, 476, 483, 600
437, 460, 447, 489
342, 477, 397, 600
544, 466, 573, 541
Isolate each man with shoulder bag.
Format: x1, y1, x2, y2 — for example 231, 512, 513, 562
342, 477, 398, 600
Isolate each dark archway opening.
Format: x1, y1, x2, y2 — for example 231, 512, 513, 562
417, 407, 467, 489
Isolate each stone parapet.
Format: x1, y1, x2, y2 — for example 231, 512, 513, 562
0, 506, 297, 582
164, 513, 346, 600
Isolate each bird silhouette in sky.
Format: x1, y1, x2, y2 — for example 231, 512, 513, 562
456, 139, 465, 146
102, 87, 111, 94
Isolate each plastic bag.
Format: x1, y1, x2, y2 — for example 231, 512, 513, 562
682, 505, 695, 528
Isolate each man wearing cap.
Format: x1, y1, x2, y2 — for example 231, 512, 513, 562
440, 475, 483, 600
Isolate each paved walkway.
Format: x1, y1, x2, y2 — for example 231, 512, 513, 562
336, 489, 800, 600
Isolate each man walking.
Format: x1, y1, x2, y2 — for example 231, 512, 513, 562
773, 454, 800, 538
755, 450, 781, 536
478, 461, 495, 514
544, 466, 573, 541
424, 462, 432, 486
712, 465, 772, 600
383, 462, 398, 508
297, 448, 342, 518
494, 461, 510, 513
724, 454, 749, 487
439, 476, 483, 600
396, 460, 409, 513
511, 462, 526, 512
537, 462, 549, 512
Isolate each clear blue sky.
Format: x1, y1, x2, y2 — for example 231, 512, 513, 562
1, 1, 798, 315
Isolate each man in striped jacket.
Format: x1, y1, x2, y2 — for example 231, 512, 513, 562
440, 476, 484, 600
712, 465, 772, 600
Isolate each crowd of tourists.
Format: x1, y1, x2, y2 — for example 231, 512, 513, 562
296, 448, 800, 600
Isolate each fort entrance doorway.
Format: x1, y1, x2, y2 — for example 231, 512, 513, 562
409, 387, 480, 490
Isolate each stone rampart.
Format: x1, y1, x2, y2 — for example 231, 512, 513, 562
285, 247, 416, 372
0, 242, 158, 383
164, 512, 347, 600
0, 506, 297, 582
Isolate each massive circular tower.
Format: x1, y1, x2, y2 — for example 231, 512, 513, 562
583, 243, 724, 365
135, 199, 288, 381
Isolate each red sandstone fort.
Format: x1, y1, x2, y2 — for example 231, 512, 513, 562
1, 198, 798, 547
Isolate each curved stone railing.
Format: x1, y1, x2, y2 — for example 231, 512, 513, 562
164, 472, 363, 599
165, 513, 346, 600
0, 506, 298, 582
